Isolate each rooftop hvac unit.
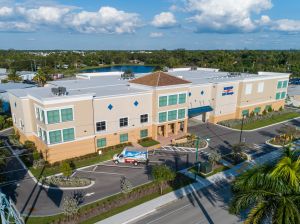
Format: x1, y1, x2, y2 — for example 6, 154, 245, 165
51, 87, 68, 96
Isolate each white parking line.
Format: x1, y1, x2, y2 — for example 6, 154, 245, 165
85, 192, 95, 197
93, 165, 98, 171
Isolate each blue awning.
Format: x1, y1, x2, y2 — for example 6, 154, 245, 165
188, 106, 213, 117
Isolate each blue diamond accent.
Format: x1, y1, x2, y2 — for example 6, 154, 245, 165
108, 104, 113, 110
201, 90, 204, 95
134, 101, 139, 107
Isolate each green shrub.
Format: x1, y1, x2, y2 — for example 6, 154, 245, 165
24, 140, 36, 151
262, 109, 267, 115
60, 161, 73, 177
267, 106, 273, 113
279, 106, 283, 111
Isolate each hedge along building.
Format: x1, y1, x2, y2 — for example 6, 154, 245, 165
8, 70, 289, 163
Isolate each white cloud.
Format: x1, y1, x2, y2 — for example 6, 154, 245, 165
0, 5, 141, 34
150, 32, 163, 38
0, 6, 13, 17
184, 0, 272, 33
151, 12, 177, 28
271, 19, 300, 32
66, 7, 140, 34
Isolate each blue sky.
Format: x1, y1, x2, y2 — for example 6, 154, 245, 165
0, 0, 300, 50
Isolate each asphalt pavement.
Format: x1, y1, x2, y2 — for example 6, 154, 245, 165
132, 182, 243, 224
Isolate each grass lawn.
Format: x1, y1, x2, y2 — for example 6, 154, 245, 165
189, 164, 229, 178
232, 112, 300, 130
25, 174, 194, 224
138, 138, 160, 147
29, 147, 124, 178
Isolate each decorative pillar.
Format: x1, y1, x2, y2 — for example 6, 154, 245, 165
164, 123, 169, 137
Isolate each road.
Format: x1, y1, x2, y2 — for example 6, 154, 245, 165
0, 118, 299, 217
132, 182, 243, 224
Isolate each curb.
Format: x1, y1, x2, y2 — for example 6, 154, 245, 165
215, 116, 300, 132
38, 180, 95, 190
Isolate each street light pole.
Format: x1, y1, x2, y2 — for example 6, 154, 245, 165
239, 115, 245, 143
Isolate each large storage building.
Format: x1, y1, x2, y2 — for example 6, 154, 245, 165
8, 69, 289, 162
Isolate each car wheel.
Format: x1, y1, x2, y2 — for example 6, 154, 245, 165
133, 161, 138, 166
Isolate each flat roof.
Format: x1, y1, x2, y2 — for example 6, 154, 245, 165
8, 70, 290, 101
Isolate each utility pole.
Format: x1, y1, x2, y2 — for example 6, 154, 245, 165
239, 115, 245, 143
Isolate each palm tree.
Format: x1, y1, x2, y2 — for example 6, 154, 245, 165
33, 69, 48, 86
7, 69, 22, 82
230, 149, 300, 224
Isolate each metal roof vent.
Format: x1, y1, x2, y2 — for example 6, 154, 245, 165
51, 86, 68, 96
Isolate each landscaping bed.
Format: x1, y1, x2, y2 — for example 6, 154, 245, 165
41, 176, 92, 188
222, 153, 247, 165
218, 109, 299, 130
172, 134, 207, 148
138, 137, 160, 147
188, 163, 229, 178
25, 173, 194, 224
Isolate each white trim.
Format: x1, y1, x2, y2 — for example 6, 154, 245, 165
28, 94, 93, 106
237, 99, 278, 108
94, 92, 152, 100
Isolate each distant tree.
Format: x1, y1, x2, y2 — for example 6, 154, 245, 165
33, 69, 48, 86
60, 161, 73, 178
152, 165, 176, 195
7, 69, 22, 82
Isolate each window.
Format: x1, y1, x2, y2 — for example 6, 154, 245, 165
38, 127, 42, 138
140, 129, 148, 138
63, 128, 75, 142
242, 109, 249, 116
96, 121, 106, 132
120, 117, 128, 127
178, 109, 186, 119
254, 107, 261, 114
140, 114, 148, 123
35, 107, 40, 120
159, 112, 167, 123
168, 110, 177, 121
258, 82, 264, 93
168, 95, 178, 105
282, 80, 288, 88
245, 83, 252, 95
276, 92, 281, 100
47, 110, 60, 124
19, 119, 23, 129
12, 114, 16, 123
49, 130, 62, 144
43, 130, 47, 143
277, 81, 282, 89
281, 92, 286, 99
178, 93, 186, 104
61, 108, 73, 122
120, 133, 128, 143
41, 110, 45, 123
97, 138, 106, 148
159, 96, 168, 107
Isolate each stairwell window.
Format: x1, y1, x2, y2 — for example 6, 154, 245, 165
96, 121, 106, 132
140, 114, 148, 123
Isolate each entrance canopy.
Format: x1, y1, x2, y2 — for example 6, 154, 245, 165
188, 106, 213, 118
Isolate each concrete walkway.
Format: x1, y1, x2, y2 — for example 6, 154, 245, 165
97, 148, 283, 224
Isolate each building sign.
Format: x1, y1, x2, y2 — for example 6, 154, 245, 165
222, 86, 234, 96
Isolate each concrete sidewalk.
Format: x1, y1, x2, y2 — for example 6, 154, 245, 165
97, 148, 283, 224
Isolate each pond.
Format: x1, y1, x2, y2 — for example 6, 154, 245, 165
81, 65, 155, 74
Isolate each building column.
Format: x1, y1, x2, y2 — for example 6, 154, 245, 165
183, 119, 188, 133
164, 123, 169, 137
152, 125, 158, 140
174, 122, 179, 135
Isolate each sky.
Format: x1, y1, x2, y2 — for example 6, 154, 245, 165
0, 0, 300, 50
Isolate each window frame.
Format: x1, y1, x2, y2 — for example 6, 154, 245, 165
159, 95, 168, 107
178, 108, 186, 119
120, 133, 128, 143
61, 108, 74, 122
158, 111, 167, 123
245, 83, 252, 95
178, 93, 187, 104
48, 129, 62, 145
97, 138, 107, 148
119, 117, 129, 128
96, 121, 106, 132
168, 110, 178, 121
62, 128, 75, 142
140, 114, 149, 123
168, 94, 178, 106
140, 129, 148, 138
